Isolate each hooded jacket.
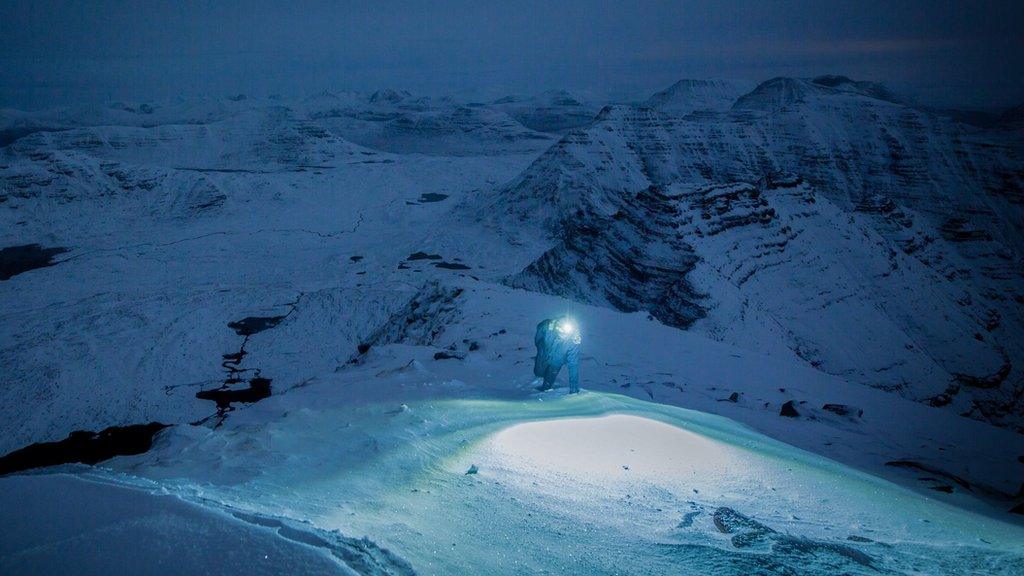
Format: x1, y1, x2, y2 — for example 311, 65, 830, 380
533, 318, 580, 391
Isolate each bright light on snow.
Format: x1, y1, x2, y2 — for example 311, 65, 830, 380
485, 414, 734, 484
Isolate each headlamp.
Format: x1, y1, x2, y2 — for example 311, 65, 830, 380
556, 318, 577, 338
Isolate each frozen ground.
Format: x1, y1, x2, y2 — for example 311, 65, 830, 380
4, 284, 1022, 574
4, 373, 1023, 574
2, 84, 1024, 574
0, 473, 377, 575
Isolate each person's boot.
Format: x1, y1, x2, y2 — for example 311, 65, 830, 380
535, 382, 554, 392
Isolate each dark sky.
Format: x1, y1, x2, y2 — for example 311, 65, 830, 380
2, 0, 1022, 109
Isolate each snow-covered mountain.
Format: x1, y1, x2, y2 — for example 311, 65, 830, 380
2, 81, 1024, 574
475, 76, 1024, 430
645, 78, 754, 115
304, 90, 555, 155
489, 89, 599, 133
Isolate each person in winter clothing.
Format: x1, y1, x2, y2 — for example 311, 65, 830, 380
533, 316, 581, 393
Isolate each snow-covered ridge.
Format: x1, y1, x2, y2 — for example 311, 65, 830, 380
646, 78, 754, 115
0, 89, 569, 160
2, 78, 1024, 573
477, 76, 1024, 430
489, 89, 600, 133
732, 75, 913, 112
0, 473, 418, 575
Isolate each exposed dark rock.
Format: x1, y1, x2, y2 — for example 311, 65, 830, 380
351, 282, 462, 366
954, 362, 1012, 389
711, 506, 874, 566
772, 535, 874, 568
713, 507, 775, 537
0, 244, 68, 280
885, 460, 973, 491
433, 351, 463, 360
192, 193, 226, 211
407, 251, 442, 261
780, 400, 800, 417
940, 217, 993, 242
926, 383, 960, 407
811, 75, 854, 88
503, 183, 705, 330
227, 315, 286, 336
0, 422, 169, 475
434, 261, 471, 270
196, 376, 272, 411
676, 510, 701, 528
418, 193, 449, 203
719, 392, 740, 402
349, 255, 364, 262
822, 404, 863, 418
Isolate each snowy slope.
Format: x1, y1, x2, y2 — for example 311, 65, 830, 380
0, 473, 413, 575
7, 284, 1020, 575
2, 83, 1024, 574
474, 77, 1024, 430
0, 150, 539, 450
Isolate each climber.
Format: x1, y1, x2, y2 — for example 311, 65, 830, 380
533, 316, 581, 393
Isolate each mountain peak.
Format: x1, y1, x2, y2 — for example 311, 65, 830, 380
368, 89, 413, 105
733, 75, 909, 111
646, 79, 753, 114
810, 74, 856, 88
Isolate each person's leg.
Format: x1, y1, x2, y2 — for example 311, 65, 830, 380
543, 364, 560, 390
534, 357, 554, 390
534, 320, 550, 380
533, 354, 546, 379
566, 346, 580, 393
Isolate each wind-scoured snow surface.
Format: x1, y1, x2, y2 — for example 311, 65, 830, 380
2, 82, 1023, 574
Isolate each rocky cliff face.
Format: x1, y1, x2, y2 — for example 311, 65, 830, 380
479, 77, 1024, 430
